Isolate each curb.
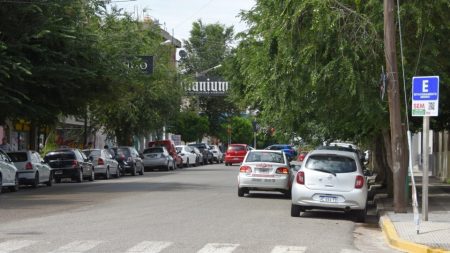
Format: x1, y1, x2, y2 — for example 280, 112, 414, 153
380, 215, 450, 253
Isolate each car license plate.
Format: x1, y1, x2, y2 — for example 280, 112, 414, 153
233, 157, 239, 160
251, 178, 262, 182
257, 168, 269, 173
54, 171, 63, 175
319, 196, 337, 203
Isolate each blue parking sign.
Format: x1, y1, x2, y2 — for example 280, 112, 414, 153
412, 76, 439, 117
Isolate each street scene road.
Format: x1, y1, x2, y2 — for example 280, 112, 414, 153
1, 164, 394, 253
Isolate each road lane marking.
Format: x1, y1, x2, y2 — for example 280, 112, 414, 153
0, 240, 37, 253
50, 240, 103, 253
339, 249, 362, 253
197, 243, 239, 253
126, 241, 173, 253
271, 246, 307, 253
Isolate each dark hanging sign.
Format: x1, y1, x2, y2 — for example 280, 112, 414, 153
184, 76, 229, 96
126, 56, 154, 75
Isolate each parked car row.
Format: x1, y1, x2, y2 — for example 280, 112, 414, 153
236, 144, 370, 223
0, 145, 147, 194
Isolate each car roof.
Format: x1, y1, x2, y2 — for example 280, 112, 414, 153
316, 145, 360, 153
229, 144, 247, 146
248, 149, 283, 154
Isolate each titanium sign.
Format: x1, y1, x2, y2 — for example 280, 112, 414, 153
412, 76, 439, 117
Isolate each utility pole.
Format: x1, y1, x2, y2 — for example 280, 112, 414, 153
384, 0, 407, 212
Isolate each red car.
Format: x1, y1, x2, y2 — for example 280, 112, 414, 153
224, 144, 250, 166
297, 151, 308, 162
148, 140, 183, 168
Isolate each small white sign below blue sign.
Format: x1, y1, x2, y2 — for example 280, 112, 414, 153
412, 76, 439, 117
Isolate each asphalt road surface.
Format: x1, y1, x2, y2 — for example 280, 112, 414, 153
0, 163, 398, 253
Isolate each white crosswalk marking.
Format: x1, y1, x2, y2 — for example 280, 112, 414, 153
339, 249, 362, 253
197, 243, 239, 253
0, 240, 37, 253
126, 241, 173, 253
50, 240, 103, 253
271, 245, 307, 253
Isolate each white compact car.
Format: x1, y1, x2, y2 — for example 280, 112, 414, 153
175, 145, 197, 167
291, 149, 368, 222
7, 150, 53, 187
210, 145, 224, 163
83, 149, 120, 179
237, 150, 291, 198
0, 149, 19, 193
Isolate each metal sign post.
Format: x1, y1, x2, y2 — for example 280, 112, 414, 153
412, 76, 439, 222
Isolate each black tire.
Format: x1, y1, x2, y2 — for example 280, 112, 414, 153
131, 165, 137, 176
0, 173, 2, 193
46, 172, 53, 187
355, 208, 367, 223
139, 166, 144, 175
291, 204, 301, 217
89, 169, 95, 181
55, 178, 61, 184
105, 168, 110, 180
76, 169, 83, 183
9, 174, 19, 192
32, 172, 39, 188
283, 190, 292, 199
238, 187, 245, 197
185, 159, 189, 168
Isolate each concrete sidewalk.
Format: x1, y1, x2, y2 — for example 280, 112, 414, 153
376, 177, 450, 253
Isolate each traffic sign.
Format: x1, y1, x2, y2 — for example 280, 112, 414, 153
412, 76, 439, 117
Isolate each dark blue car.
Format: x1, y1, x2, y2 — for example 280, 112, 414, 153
264, 144, 297, 160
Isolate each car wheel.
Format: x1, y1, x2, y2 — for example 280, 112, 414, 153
355, 208, 367, 223
105, 168, 110, 180
238, 187, 246, 197
32, 172, 39, 188
76, 169, 83, 183
139, 166, 144, 175
10, 174, 19, 192
131, 165, 137, 176
46, 172, 53, 187
89, 169, 95, 181
55, 178, 61, 184
291, 204, 301, 217
0, 174, 2, 193
185, 159, 189, 168
283, 190, 291, 199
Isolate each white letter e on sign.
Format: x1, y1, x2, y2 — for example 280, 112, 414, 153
422, 80, 429, 92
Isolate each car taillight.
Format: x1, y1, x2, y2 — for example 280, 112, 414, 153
72, 160, 78, 168
296, 171, 305, 184
98, 158, 105, 165
25, 162, 33, 170
298, 154, 306, 161
239, 165, 252, 173
276, 167, 289, 174
355, 175, 364, 189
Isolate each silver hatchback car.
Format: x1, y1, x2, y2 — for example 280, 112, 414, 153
291, 149, 368, 222
237, 150, 291, 198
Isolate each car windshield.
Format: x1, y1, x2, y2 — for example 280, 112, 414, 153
144, 148, 163, 154
245, 152, 285, 164
7, 152, 28, 162
228, 145, 245, 151
305, 155, 357, 173
44, 152, 75, 161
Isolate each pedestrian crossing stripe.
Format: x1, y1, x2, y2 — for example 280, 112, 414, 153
126, 241, 173, 253
0, 240, 363, 253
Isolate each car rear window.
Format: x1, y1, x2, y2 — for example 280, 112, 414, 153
144, 148, 163, 154
245, 152, 285, 163
228, 145, 245, 151
7, 152, 28, 162
305, 155, 357, 173
83, 150, 101, 157
117, 148, 130, 156
44, 152, 75, 161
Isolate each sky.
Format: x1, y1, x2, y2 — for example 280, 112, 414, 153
109, 0, 256, 43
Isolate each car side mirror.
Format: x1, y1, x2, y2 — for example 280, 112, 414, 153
363, 169, 373, 177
